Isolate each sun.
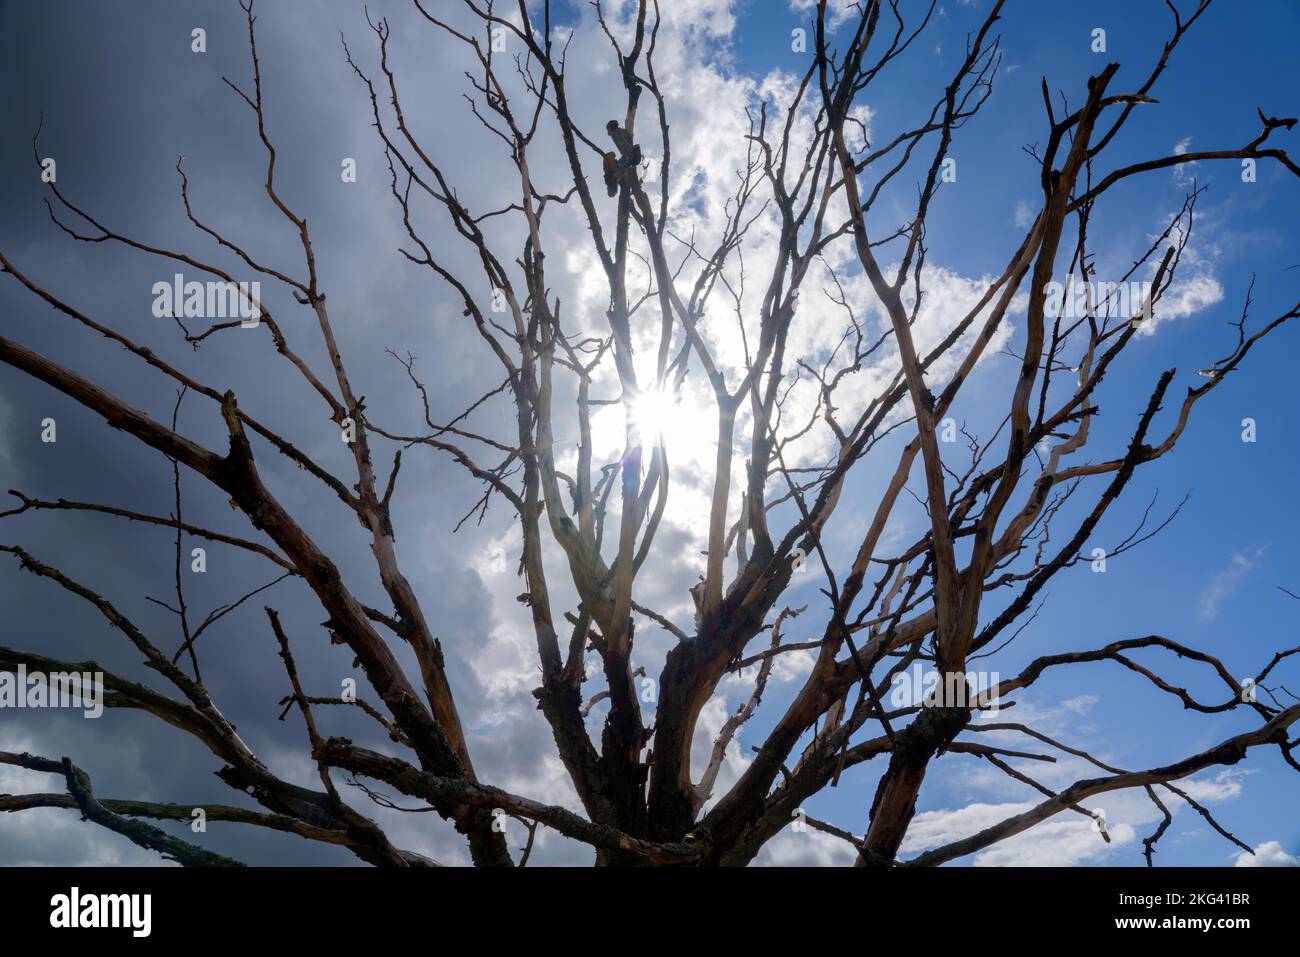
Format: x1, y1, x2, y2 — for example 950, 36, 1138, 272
630, 387, 679, 446
586, 384, 718, 468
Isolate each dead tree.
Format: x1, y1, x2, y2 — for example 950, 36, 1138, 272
2, 0, 1298, 866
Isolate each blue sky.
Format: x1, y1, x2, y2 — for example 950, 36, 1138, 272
721, 0, 1300, 865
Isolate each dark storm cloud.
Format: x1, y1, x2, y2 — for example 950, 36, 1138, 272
0, 0, 586, 864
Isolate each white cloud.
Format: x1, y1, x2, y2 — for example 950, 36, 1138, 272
448, 0, 1026, 851
1235, 840, 1299, 867
1172, 136, 1198, 186
754, 825, 859, 866
1061, 694, 1099, 715
1152, 273, 1224, 327
972, 816, 1136, 867
901, 796, 1136, 867
787, 0, 856, 29
902, 800, 1034, 854
689, 692, 753, 811
1177, 768, 1249, 804
1012, 198, 1035, 230
1136, 204, 1225, 335
915, 693, 1255, 867
1199, 546, 1266, 620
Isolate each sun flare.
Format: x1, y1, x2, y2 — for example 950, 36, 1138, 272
630, 388, 679, 446
587, 385, 718, 468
